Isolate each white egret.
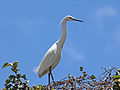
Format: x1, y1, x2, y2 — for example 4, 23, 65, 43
35, 16, 83, 85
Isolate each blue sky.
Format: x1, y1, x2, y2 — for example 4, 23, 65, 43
0, 0, 120, 88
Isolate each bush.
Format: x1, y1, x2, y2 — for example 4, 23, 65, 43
2, 61, 120, 90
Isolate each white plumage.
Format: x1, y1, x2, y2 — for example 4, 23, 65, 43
35, 16, 83, 82
36, 42, 62, 78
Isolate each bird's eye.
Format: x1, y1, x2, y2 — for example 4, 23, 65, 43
69, 17, 72, 19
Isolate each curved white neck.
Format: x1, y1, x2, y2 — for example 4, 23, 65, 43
58, 20, 67, 49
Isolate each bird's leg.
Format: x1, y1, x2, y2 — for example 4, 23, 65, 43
48, 67, 52, 90
51, 72, 55, 83
49, 66, 55, 84
48, 69, 50, 85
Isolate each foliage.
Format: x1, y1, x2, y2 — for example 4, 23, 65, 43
2, 61, 120, 90
2, 61, 29, 89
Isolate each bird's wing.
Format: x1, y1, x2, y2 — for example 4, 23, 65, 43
37, 43, 60, 78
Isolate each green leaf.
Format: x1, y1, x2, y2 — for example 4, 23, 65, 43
36, 85, 39, 89
26, 80, 29, 85
113, 75, 120, 79
52, 88, 55, 90
68, 74, 72, 78
9, 75, 14, 80
117, 69, 120, 75
3, 88, 8, 90
22, 74, 26, 80
13, 61, 18, 69
5, 79, 11, 85
117, 69, 120, 72
39, 85, 42, 90
80, 67, 83, 71
90, 75, 96, 79
2, 62, 12, 69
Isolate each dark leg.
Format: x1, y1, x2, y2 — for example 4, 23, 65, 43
49, 66, 55, 83
48, 67, 52, 90
48, 70, 50, 85
51, 73, 55, 83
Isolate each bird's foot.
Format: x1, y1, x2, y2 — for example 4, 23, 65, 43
53, 80, 55, 83
52, 80, 56, 86
47, 84, 51, 90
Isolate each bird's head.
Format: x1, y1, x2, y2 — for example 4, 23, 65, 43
63, 15, 83, 22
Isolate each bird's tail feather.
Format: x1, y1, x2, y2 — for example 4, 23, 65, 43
33, 66, 39, 74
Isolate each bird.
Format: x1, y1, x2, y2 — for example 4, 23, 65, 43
35, 15, 83, 85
